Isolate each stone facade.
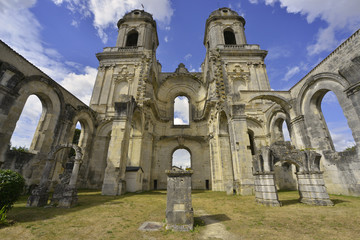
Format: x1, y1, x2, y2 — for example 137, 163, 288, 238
0, 8, 360, 198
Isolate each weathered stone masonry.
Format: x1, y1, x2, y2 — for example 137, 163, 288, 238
1, 8, 360, 198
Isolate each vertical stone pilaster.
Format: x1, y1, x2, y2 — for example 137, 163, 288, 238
101, 96, 136, 195
140, 132, 153, 190
229, 104, 254, 195
289, 115, 311, 149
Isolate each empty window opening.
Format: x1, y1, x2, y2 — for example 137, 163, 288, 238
321, 91, 355, 151
174, 96, 189, 125
282, 121, 291, 141
224, 29, 236, 45
154, 180, 158, 190
248, 130, 256, 155
172, 148, 191, 169
69, 121, 82, 157
10, 95, 42, 152
125, 30, 138, 47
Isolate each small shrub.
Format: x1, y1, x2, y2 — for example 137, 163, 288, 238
343, 145, 356, 153
0, 169, 25, 213
10, 145, 29, 153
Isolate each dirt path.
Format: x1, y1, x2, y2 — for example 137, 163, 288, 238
196, 209, 240, 240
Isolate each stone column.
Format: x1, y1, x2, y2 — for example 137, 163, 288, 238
254, 173, 281, 207
297, 172, 334, 206
140, 131, 153, 191
102, 96, 136, 195
289, 115, 311, 149
165, 169, 193, 231
27, 159, 54, 207
56, 158, 82, 208
228, 104, 254, 195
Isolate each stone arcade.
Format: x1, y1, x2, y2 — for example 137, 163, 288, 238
1, 8, 360, 205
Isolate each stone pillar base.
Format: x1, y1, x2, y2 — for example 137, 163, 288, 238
297, 172, 334, 206
102, 179, 126, 196
27, 186, 49, 207
165, 169, 194, 231
166, 209, 194, 231
254, 173, 281, 207
58, 186, 78, 208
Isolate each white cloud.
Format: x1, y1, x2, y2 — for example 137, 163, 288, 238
184, 53, 192, 61
174, 96, 189, 125
250, 0, 360, 55
60, 66, 98, 104
10, 95, 42, 148
172, 149, 191, 168
52, 0, 174, 43
282, 66, 300, 81
282, 122, 291, 141
164, 36, 169, 43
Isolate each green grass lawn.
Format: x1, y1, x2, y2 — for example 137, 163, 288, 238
1, 190, 359, 239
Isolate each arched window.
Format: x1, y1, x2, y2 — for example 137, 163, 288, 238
172, 148, 191, 169
174, 96, 189, 125
125, 30, 138, 47
321, 91, 355, 151
224, 29, 236, 45
282, 121, 291, 141
10, 95, 42, 151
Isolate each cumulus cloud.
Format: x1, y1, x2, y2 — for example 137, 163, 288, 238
282, 66, 300, 81
250, 0, 360, 55
52, 0, 173, 43
164, 36, 169, 43
174, 96, 189, 125
172, 149, 191, 169
60, 66, 98, 104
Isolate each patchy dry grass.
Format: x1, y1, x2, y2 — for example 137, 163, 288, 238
1, 190, 359, 239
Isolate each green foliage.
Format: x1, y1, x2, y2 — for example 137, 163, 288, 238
69, 128, 81, 157
72, 128, 81, 145
10, 145, 29, 153
0, 169, 25, 213
0, 205, 8, 226
343, 145, 356, 153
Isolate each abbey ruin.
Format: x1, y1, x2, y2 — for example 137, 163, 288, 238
0, 8, 360, 202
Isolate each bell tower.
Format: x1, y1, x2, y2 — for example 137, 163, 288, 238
90, 9, 159, 117
91, 10, 160, 196
204, 7, 247, 50
116, 9, 159, 51
203, 7, 270, 93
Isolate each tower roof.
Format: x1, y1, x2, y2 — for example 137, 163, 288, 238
204, 7, 246, 45
117, 9, 156, 29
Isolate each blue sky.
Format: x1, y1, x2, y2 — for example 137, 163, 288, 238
1, 0, 359, 152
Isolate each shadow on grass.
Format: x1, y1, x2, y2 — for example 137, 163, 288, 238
280, 199, 300, 206
280, 198, 347, 206
330, 198, 347, 205
5, 191, 136, 224
195, 214, 231, 226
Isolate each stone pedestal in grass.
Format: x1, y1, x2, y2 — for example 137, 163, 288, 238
165, 168, 193, 231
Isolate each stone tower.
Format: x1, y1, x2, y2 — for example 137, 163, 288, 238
90, 10, 160, 195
